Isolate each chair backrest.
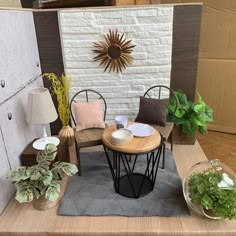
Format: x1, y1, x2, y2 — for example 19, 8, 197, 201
143, 85, 179, 120
69, 89, 107, 126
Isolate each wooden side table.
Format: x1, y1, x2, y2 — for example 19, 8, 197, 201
102, 124, 163, 198
21, 138, 69, 167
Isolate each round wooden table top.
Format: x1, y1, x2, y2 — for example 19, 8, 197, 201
102, 123, 162, 154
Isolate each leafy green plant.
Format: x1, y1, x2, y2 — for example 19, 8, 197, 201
188, 170, 236, 220
167, 90, 213, 137
6, 144, 78, 203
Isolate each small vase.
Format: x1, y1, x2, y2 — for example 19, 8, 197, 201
33, 196, 59, 211
58, 125, 74, 145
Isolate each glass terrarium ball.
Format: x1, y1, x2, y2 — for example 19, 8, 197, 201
182, 159, 236, 219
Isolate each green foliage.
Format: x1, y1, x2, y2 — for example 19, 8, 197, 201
167, 90, 213, 137
188, 170, 236, 220
6, 144, 78, 203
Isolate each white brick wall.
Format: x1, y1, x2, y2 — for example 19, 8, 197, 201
59, 6, 173, 123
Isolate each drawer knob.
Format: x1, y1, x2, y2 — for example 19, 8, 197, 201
8, 113, 12, 120
1, 80, 5, 88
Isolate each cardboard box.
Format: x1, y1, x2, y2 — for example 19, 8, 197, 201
161, 0, 236, 134
0, 0, 21, 7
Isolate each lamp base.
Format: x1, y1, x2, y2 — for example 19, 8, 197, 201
32, 137, 60, 150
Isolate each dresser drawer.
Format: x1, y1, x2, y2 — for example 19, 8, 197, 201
0, 79, 44, 169
0, 126, 15, 214
0, 10, 41, 103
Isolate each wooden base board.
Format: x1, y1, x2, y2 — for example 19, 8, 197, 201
1, 142, 236, 235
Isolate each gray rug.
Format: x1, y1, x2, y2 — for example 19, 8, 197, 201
58, 149, 190, 217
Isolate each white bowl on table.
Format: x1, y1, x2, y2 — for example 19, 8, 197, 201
111, 129, 133, 146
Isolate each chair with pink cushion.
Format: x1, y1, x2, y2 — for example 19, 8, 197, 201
69, 89, 107, 175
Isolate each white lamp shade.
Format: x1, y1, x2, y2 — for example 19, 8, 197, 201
26, 87, 58, 124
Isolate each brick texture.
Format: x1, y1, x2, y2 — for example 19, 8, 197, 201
59, 6, 173, 123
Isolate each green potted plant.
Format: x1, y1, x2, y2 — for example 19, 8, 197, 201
183, 159, 236, 220
6, 144, 78, 210
167, 90, 213, 143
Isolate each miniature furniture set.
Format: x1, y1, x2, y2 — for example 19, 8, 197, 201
68, 86, 174, 176
66, 86, 175, 198
4, 87, 236, 235
20, 85, 175, 202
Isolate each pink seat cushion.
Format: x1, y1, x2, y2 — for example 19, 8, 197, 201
72, 99, 105, 131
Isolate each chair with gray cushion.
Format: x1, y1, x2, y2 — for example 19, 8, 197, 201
135, 85, 179, 168
69, 89, 107, 175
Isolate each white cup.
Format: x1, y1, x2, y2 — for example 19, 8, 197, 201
115, 115, 128, 129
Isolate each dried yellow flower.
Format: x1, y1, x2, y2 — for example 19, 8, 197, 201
43, 73, 71, 126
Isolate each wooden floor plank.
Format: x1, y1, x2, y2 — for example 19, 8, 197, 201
197, 131, 236, 172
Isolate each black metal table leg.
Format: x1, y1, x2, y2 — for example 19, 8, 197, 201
103, 144, 163, 198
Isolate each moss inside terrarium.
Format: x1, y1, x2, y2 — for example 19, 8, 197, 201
188, 169, 236, 220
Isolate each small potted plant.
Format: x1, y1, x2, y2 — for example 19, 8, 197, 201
6, 144, 78, 210
43, 73, 74, 144
183, 159, 236, 220
167, 90, 213, 144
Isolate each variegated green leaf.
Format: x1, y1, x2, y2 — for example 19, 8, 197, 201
27, 165, 46, 181
62, 163, 78, 176
32, 180, 47, 195
42, 144, 57, 161
29, 169, 42, 181
40, 170, 53, 186
15, 183, 34, 203
37, 160, 50, 170
51, 162, 78, 179
45, 181, 60, 201
36, 152, 45, 162
6, 166, 29, 182
32, 187, 41, 199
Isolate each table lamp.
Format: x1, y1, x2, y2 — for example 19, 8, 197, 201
26, 87, 60, 150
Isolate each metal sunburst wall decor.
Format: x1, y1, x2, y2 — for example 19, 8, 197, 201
92, 29, 136, 73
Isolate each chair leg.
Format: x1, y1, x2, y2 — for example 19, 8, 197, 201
170, 130, 173, 152
113, 152, 117, 170
77, 150, 81, 176
162, 142, 166, 169
75, 143, 81, 176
